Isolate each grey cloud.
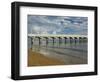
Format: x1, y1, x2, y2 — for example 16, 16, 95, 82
28, 15, 88, 35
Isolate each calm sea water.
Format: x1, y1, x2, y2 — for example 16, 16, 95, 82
28, 37, 88, 64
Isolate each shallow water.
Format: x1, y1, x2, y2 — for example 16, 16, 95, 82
28, 37, 88, 64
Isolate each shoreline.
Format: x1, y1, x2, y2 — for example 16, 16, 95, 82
28, 48, 87, 66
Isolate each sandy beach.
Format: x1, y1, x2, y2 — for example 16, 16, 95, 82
28, 46, 87, 66
28, 49, 65, 66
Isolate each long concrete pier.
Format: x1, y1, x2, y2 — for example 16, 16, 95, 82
28, 34, 88, 49
28, 34, 87, 38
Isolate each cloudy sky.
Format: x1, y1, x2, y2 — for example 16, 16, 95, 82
28, 15, 88, 35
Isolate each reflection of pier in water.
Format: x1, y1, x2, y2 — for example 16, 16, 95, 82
28, 34, 88, 64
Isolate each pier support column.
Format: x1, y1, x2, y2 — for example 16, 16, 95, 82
29, 36, 33, 50
79, 37, 82, 43
74, 37, 77, 44
44, 37, 49, 47
69, 37, 73, 44
58, 37, 62, 47
83, 37, 87, 42
36, 37, 41, 46
64, 37, 67, 44
51, 37, 55, 47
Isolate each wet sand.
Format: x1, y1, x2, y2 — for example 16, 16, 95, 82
38, 47, 87, 65
28, 46, 87, 66
28, 49, 64, 66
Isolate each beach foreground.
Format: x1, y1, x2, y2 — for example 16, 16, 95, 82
28, 49, 64, 66
28, 47, 87, 66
